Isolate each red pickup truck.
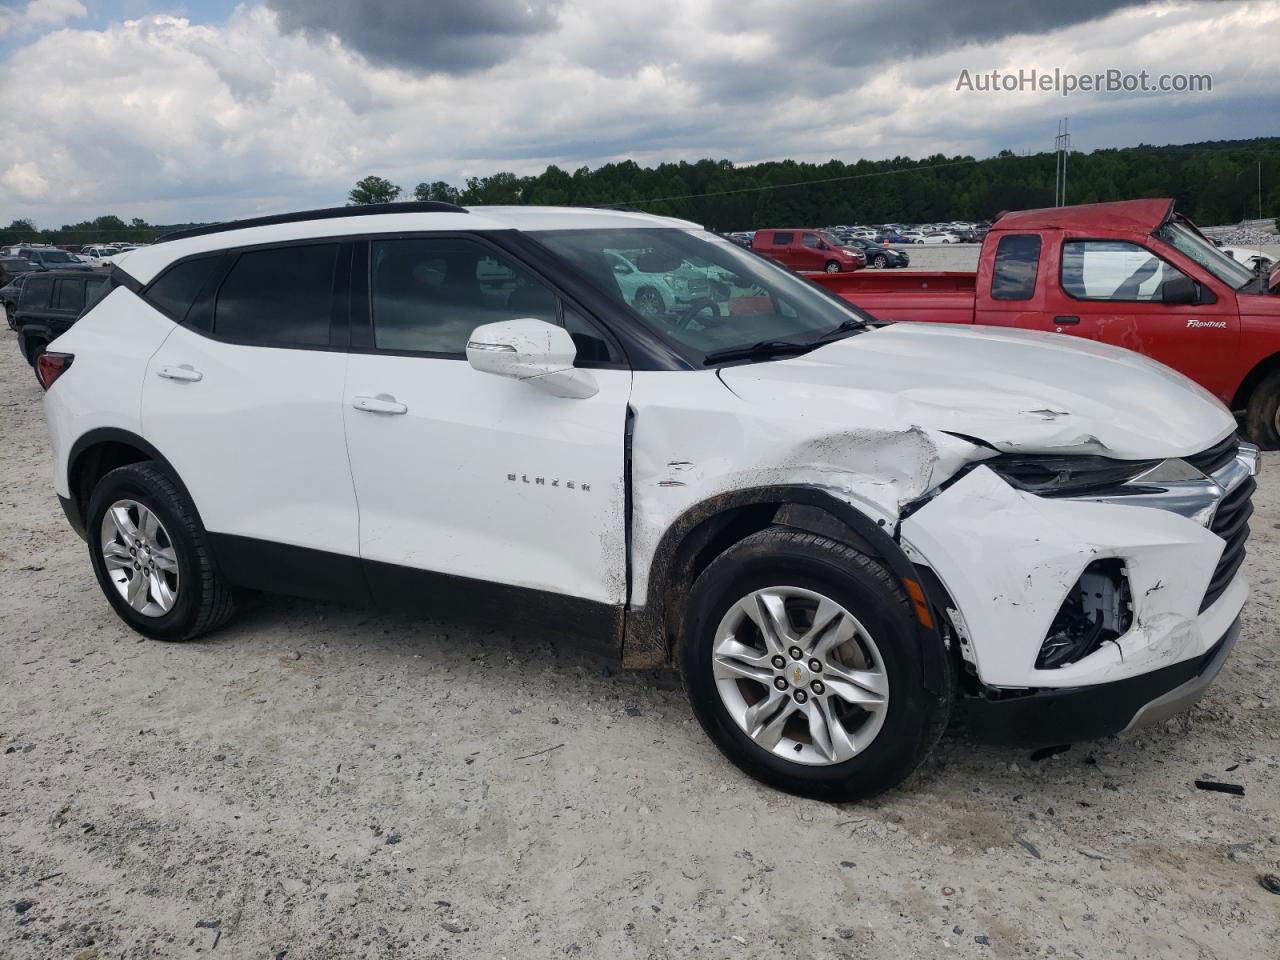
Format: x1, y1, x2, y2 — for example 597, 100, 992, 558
809, 199, 1280, 448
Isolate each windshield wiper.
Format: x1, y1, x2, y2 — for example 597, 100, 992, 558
809, 318, 867, 344
703, 339, 817, 365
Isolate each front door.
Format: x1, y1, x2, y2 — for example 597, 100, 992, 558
341, 235, 632, 639
1052, 238, 1237, 393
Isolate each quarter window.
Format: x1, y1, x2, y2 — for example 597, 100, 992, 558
991, 235, 1041, 300
21, 276, 52, 306
145, 256, 221, 322
1061, 240, 1185, 301
214, 244, 339, 346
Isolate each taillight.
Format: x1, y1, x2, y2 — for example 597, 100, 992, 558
36, 352, 74, 390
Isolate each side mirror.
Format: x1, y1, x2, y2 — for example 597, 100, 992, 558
466, 318, 598, 399
1161, 275, 1199, 305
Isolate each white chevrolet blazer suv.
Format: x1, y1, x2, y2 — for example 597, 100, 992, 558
39, 202, 1258, 800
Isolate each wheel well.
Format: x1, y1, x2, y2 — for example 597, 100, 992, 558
69, 440, 151, 519
1231, 352, 1280, 412
628, 497, 890, 668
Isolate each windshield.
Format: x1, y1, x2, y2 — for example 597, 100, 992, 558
820, 232, 846, 248
531, 228, 875, 363
1156, 221, 1255, 289
39, 250, 76, 263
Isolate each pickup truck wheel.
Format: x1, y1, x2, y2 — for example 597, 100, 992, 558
86, 462, 238, 641
873, 255, 887, 269
678, 527, 950, 801
823, 260, 841, 273
1245, 369, 1280, 450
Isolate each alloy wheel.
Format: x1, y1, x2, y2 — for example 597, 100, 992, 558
100, 499, 180, 617
711, 586, 889, 766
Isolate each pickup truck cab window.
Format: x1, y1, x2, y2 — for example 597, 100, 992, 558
1061, 240, 1188, 302
991, 234, 1041, 300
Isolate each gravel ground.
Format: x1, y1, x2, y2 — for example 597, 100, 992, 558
1, 327, 1278, 960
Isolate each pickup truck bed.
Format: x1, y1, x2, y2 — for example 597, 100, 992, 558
813, 271, 977, 325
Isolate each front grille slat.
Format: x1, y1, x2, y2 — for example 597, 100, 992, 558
1185, 434, 1239, 476
1200, 472, 1255, 613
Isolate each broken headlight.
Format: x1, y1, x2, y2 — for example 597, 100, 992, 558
986, 454, 1161, 498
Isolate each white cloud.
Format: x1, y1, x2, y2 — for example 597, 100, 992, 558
0, 0, 85, 35
0, 1, 1274, 225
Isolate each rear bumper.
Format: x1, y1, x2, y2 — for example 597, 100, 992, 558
961, 615, 1240, 747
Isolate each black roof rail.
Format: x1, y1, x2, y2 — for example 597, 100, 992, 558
156, 201, 469, 242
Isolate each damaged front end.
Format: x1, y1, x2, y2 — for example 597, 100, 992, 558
898, 434, 1258, 744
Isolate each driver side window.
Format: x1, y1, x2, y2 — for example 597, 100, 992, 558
1061, 240, 1186, 302
801, 234, 820, 248
370, 237, 618, 364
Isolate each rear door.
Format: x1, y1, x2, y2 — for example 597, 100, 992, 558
141, 243, 364, 599
341, 234, 632, 626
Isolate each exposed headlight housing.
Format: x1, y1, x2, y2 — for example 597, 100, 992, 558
985, 454, 1161, 498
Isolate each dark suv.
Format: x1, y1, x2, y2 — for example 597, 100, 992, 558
13, 270, 110, 374
1, 257, 42, 328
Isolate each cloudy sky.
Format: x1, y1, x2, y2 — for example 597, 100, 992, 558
0, 0, 1276, 226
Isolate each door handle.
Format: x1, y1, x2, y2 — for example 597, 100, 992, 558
157, 364, 203, 382
352, 394, 408, 415
1053, 315, 1080, 326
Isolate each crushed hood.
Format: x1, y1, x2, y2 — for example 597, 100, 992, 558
718, 322, 1235, 460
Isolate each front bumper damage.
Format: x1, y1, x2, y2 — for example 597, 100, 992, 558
899, 447, 1256, 745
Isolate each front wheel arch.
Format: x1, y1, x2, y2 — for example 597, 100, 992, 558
626, 486, 948, 692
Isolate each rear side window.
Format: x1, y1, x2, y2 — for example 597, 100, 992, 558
55, 279, 85, 311
21, 275, 52, 306
84, 278, 110, 311
772, 232, 794, 245
991, 235, 1041, 301
214, 244, 339, 347
144, 257, 221, 322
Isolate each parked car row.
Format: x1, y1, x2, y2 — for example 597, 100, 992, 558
717, 220, 990, 262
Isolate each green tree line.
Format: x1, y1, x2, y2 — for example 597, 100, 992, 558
5, 137, 1277, 244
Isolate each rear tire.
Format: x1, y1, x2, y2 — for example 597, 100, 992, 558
1245, 369, 1280, 450
678, 527, 951, 801
86, 462, 237, 641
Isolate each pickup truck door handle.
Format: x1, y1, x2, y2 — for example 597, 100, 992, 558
157, 364, 203, 382
1053, 315, 1081, 326
352, 394, 408, 415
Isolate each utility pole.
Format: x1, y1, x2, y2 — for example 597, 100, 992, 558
1054, 118, 1071, 207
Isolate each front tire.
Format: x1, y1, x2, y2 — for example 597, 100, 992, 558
1245, 369, 1280, 450
873, 255, 887, 269
678, 528, 950, 801
824, 260, 841, 273
86, 462, 237, 641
